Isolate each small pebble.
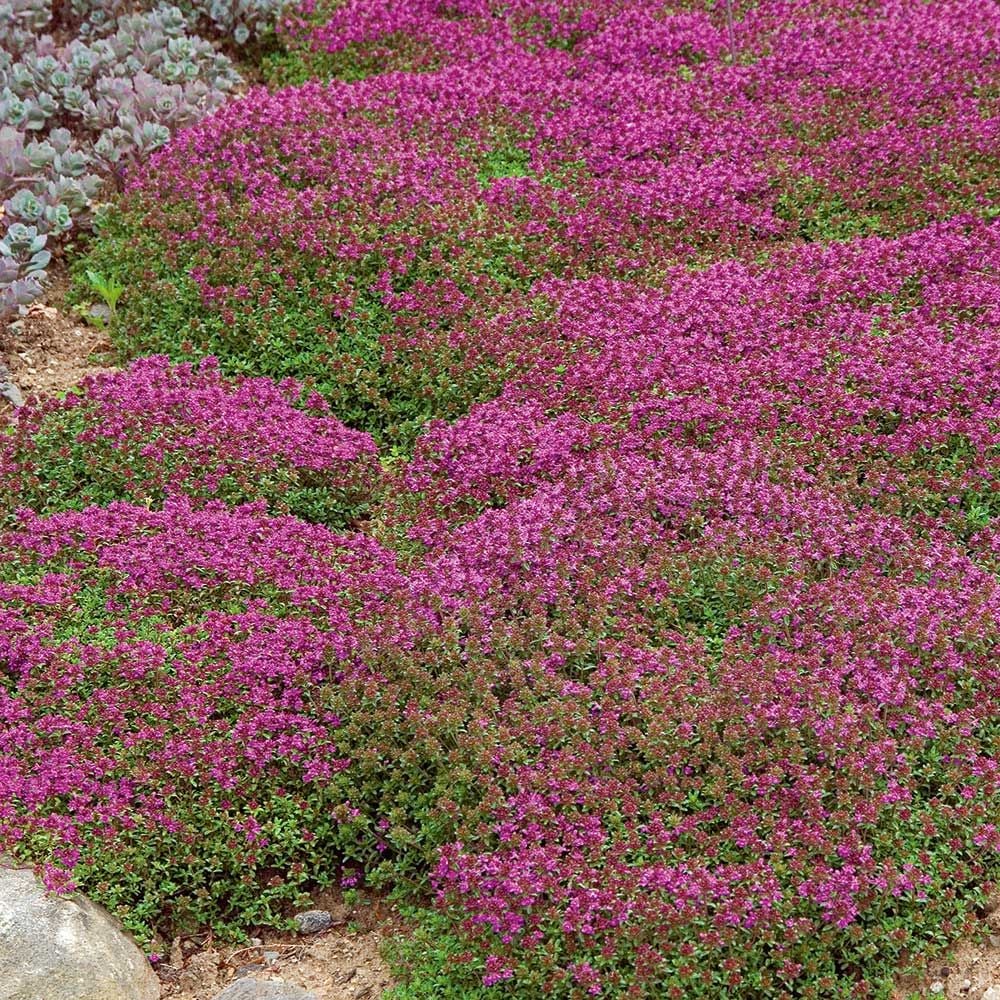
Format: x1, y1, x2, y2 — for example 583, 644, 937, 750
293, 910, 334, 935
263, 950, 280, 965
929, 983, 944, 995
960, 979, 971, 991
0, 378, 24, 407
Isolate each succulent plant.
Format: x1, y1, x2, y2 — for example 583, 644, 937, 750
0, 0, 51, 57
0, 222, 46, 315
0, 1, 258, 324
200, 0, 289, 43
66, 0, 290, 44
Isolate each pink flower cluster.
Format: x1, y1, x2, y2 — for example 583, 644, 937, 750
4, 0, 1000, 993
0, 498, 403, 908
0, 355, 380, 526
110, 0, 999, 445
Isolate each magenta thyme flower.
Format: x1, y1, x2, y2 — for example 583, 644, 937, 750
3, 0, 999, 995
0, 355, 382, 527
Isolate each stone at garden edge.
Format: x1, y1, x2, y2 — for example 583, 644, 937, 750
0, 864, 160, 1000
293, 909, 334, 935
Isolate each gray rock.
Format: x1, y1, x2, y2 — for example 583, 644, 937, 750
0, 362, 23, 408
0, 865, 160, 1000
88, 302, 112, 325
212, 982, 317, 1000
293, 909, 334, 935
983, 987, 1000, 1000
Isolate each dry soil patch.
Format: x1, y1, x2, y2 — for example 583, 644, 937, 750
0, 293, 115, 415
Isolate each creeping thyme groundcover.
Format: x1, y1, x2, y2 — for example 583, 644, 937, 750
2, 1, 1000, 997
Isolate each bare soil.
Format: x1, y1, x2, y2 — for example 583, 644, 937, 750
893, 892, 1000, 1000
156, 928, 396, 1000
156, 892, 399, 1000
0, 270, 117, 417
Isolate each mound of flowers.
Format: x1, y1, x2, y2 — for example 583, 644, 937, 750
6, 211, 999, 995
397, 217, 1000, 995
3, 0, 1000, 997
84, 0, 999, 446
0, 499, 406, 935
0, 355, 381, 527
